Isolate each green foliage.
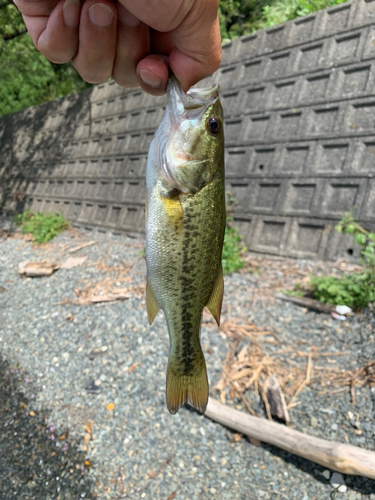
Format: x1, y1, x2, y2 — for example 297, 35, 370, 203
283, 283, 304, 297
15, 210, 69, 243
0, 3, 91, 117
219, 0, 270, 41
310, 212, 375, 309
310, 273, 375, 310
256, 0, 347, 30
219, 0, 348, 41
336, 211, 375, 272
222, 217, 247, 275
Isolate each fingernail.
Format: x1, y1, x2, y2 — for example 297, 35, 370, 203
118, 5, 141, 27
138, 70, 163, 89
63, 0, 81, 28
88, 3, 114, 27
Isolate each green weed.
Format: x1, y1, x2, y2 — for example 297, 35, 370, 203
222, 217, 247, 275
310, 211, 375, 309
283, 283, 305, 298
310, 273, 375, 310
15, 210, 69, 243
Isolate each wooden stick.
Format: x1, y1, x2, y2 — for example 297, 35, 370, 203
275, 293, 336, 314
204, 398, 375, 479
67, 241, 96, 253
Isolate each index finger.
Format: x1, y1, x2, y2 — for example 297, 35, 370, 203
14, 0, 81, 63
168, 0, 222, 91
120, 0, 222, 91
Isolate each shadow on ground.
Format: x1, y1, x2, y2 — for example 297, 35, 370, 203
262, 443, 375, 496
0, 353, 94, 499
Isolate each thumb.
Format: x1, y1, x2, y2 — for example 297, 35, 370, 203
169, 0, 222, 91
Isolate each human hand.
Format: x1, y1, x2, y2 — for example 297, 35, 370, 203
13, 0, 222, 96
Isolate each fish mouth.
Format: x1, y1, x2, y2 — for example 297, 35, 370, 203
168, 75, 220, 116
158, 75, 220, 194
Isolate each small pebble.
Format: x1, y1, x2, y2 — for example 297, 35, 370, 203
330, 472, 345, 488
322, 470, 330, 480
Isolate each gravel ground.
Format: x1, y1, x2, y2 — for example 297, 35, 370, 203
0, 217, 374, 500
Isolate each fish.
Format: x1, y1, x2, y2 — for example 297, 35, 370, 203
145, 75, 226, 415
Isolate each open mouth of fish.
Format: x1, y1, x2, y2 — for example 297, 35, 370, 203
157, 76, 220, 194
169, 76, 220, 113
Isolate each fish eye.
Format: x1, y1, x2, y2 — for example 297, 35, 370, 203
207, 117, 221, 135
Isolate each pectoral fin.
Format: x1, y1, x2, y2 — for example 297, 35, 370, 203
174, 160, 213, 193
146, 277, 161, 325
206, 266, 224, 326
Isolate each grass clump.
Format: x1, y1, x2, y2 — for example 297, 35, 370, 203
282, 212, 375, 310
283, 283, 305, 298
310, 273, 374, 310
15, 210, 69, 243
310, 212, 375, 310
222, 216, 247, 275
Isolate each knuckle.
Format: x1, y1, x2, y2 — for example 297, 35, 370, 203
79, 71, 111, 84
113, 71, 139, 89
41, 47, 77, 65
45, 54, 72, 65
72, 59, 112, 84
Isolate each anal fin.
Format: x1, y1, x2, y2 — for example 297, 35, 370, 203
206, 265, 224, 326
146, 277, 161, 325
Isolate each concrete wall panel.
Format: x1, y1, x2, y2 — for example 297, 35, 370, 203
1, 0, 375, 259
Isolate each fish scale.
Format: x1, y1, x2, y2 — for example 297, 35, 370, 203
145, 76, 225, 415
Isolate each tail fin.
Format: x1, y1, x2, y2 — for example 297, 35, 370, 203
166, 363, 209, 415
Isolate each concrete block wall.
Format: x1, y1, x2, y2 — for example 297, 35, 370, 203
1, 0, 374, 260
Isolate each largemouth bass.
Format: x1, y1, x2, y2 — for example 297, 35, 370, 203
145, 76, 225, 415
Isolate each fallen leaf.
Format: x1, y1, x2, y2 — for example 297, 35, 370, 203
60, 256, 87, 269
83, 433, 91, 445
234, 433, 243, 442
106, 403, 115, 411
220, 391, 226, 404
230, 384, 236, 400
230, 368, 253, 381
167, 492, 176, 500
59, 434, 66, 440
129, 363, 138, 373
85, 421, 93, 434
